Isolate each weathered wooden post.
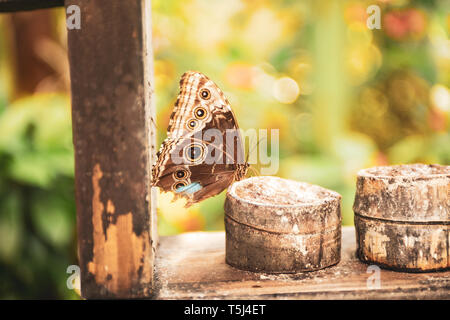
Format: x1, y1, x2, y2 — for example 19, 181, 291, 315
65, 0, 156, 298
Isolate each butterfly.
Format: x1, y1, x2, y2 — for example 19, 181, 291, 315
151, 71, 249, 207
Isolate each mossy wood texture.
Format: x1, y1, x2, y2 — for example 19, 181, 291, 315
354, 164, 450, 272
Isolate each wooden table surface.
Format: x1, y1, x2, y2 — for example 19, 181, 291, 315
153, 226, 449, 299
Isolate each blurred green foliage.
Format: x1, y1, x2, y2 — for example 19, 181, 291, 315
0, 0, 449, 299
0, 94, 78, 299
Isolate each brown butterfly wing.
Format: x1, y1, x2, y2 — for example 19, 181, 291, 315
166, 71, 235, 139
152, 71, 247, 206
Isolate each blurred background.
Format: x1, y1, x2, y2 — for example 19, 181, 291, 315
0, 0, 448, 299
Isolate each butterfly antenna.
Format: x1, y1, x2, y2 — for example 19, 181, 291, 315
248, 165, 260, 177
245, 148, 249, 164
249, 137, 265, 159
245, 136, 266, 164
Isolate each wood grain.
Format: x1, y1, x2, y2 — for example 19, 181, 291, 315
354, 164, 450, 272
225, 177, 341, 273
153, 226, 450, 299
0, 0, 63, 12
66, 0, 156, 299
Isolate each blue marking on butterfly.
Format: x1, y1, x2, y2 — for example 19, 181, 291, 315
175, 182, 202, 194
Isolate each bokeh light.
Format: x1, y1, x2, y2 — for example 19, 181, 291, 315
273, 77, 300, 104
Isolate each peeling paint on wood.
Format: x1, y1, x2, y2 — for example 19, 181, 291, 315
87, 164, 152, 296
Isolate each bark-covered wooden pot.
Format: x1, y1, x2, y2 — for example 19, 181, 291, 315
354, 164, 450, 272
225, 176, 342, 273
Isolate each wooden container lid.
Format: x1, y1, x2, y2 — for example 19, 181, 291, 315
225, 176, 342, 273
354, 163, 449, 222
354, 164, 450, 272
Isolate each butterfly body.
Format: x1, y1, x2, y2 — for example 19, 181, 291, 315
152, 71, 248, 206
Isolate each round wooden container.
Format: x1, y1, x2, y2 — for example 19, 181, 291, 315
225, 176, 342, 273
354, 164, 450, 272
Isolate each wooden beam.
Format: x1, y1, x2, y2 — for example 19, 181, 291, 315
154, 227, 450, 299
0, 0, 63, 12
66, 0, 156, 299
